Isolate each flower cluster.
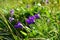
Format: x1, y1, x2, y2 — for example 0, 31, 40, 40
26, 13, 40, 24
9, 9, 40, 29
26, 16, 35, 24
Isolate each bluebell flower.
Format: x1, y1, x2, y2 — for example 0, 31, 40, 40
34, 14, 40, 19
14, 21, 23, 28
10, 9, 14, 16
9, 17, 14, 22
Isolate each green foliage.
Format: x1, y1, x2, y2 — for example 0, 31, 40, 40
0, 0, 60, 40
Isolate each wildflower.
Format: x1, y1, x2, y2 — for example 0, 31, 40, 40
10, 9, 14, 16
34, 14, 40, 19
29, 16, 35, 20
14, 21, 23, 28
26, 19, 31, 24
26, 18, 35, 25
29, 16, 35, 22
9, 17, 14, 22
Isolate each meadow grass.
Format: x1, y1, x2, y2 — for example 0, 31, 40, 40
0, 0, 60, 40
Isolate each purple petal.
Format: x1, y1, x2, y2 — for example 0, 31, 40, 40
34, 14, 40, 19
26, 18, 35, 25
14, 25, 22, 28
29, 16, 35, 20
46, 0, 48, 3
10, 9, 14, 16
14, 21, 23, 28
26, 19, 31, 24
9, 17, 14, 22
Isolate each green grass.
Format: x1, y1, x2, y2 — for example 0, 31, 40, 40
0, 0, 60, 40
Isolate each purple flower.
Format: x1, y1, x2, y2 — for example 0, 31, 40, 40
9, 17, 14, 22
34, 14, 40, 19
10, 9, 14, 16
14, 22, 23, 28
29, 16, 35, 22
26, 18, 35, 25
26, 19, 31, 24
29, 16, 35, 20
